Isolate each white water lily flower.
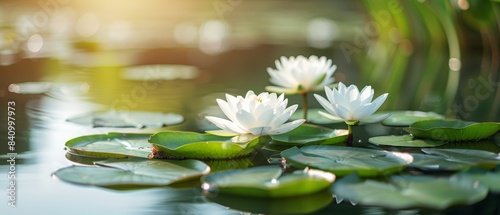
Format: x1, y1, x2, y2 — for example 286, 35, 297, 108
314, 83, 389, 125
205, 91, 306, 136
265, 55, 337, 94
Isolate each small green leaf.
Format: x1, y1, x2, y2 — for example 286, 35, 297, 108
381, 111, 444, 127
148, 131, 271, 159
66, 110, 184, 128
411, 148, 500, 171
65, 133, 153, 158
332, 174, 488, 209
281, 146, 413, 177
368, 135, 446, 148
202, 165, 335, 198
52, 158, 210, 187
270, 124, 347, 146
405, 119, 500, 141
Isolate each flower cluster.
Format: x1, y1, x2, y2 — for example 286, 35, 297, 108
205, 55, 388, 138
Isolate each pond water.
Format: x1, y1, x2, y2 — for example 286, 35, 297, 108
1, 1, 500, 215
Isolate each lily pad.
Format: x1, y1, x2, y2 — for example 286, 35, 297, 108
381, 111, 444, 127
65, 132, 153, 158
291, 108, 343, 124
270, 124, 348, 146
453, 167, 500, 193
52, 158, 210, 187
66, 110, 184, 128
405, 119, 500, 142
410, 148, 500, 171
148, 131, 272, 159
201, 165, 335, 198
332, 174, 488, 209
368, 135, 446, 148
207, 189, 333, 214
281, 146, 413, 177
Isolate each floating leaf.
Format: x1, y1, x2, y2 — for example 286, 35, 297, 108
201, 165, 335, 198
453, 167, 500, 193
65, 133, 153, 158
207, 189, 333, 214
405, 119, 500, 141
281, 146, 413, 177
410, 148, 500, 171
52, 158, 210, 187
270, 124, 348, 146
368, 135, 446, 148
332, 174, 488, 209
381, 111, 444, 127
66, 110, 184, 128
291, 108, 343, 124
148, 131, 271, 159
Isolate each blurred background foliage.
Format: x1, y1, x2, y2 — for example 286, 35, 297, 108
0, 0, 499, 130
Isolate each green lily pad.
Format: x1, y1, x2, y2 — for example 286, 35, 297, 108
410, 148, 500, 171
453, 167, 500, 193
65, 133, 153, 158
201, 165, 335, 198
66, 110, 184, 128
148, 131, 272, 159
291, 108, 343, 124
52, 158, 210, 187
270, 124, 348, 146
381, 111, 444, 127
405, 119, 500, 142
332, 174, 488, 209
368, 135, 446, 148
281, 146, 413, 177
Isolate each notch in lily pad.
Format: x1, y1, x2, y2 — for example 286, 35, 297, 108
52, 158, 210, 188
332, 173, 488, 209
201, 165, 335, 198
148, 131, 272, 160
66, 110, 184, 128
270, 124, 348, 147
405, 119, 500, 142
281, 145, 413, 177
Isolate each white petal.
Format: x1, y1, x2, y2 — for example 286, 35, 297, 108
318, 111, 344, 122
205, 130, 239, 136
268, 119, 305, 135
324, 86, 335, 104
334, 104, 352, 121
360, 113, 390, 123
314, 94, 336, 116
234, 109, 256, 129
205, 116, 247, 134
352, 103, 377, 120
216, 99, 238, 122
368, 93, 389, 113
